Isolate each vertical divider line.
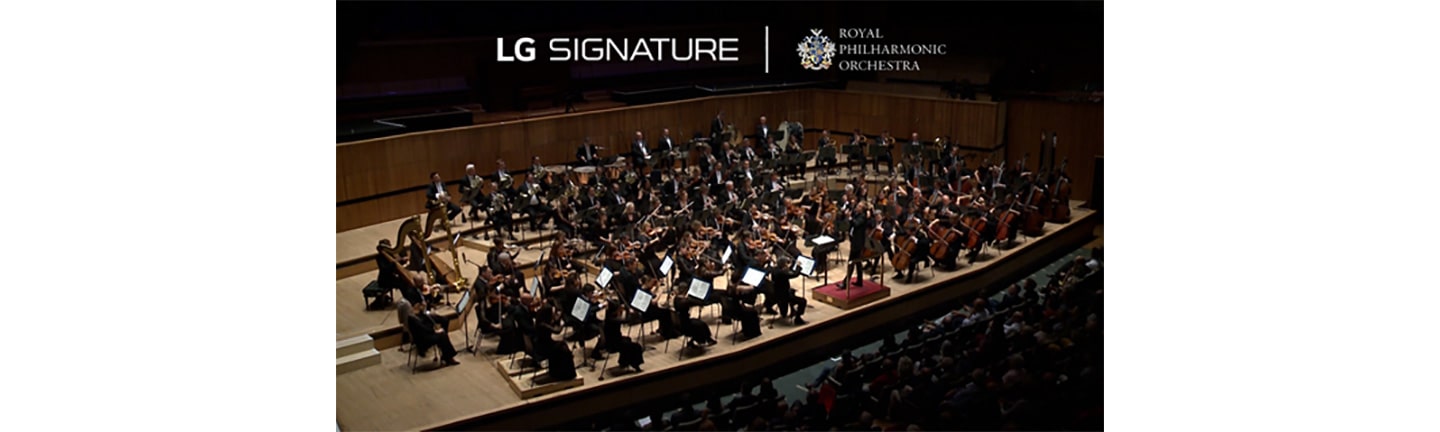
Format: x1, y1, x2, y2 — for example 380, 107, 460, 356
765, 26, 770, 74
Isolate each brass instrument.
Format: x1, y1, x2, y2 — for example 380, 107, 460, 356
460, 175, 485, 205
497, 171, 515, 190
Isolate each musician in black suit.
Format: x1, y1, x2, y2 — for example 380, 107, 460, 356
710, 111, 725, 142
849, 129, 869, 171
631, 130, 652, 161
657, 128, 678, 169
816, 130, 838, 172
841, 202, 872, 289
405, 302, 459, 366
873, 130, 895, 174
755, 115, 771, 146
458, 164, 486, 220
576, 137, 602, 166
425, 172, 465, 237
769, 256, 807, 325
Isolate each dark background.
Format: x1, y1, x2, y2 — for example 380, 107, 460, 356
337, 1, 1102, 125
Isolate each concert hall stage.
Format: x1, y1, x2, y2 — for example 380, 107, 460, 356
335, 201, 1098, 431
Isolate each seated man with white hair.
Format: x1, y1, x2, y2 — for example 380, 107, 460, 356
458, 163, 486, 221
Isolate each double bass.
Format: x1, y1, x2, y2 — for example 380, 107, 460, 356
1048, 158, 1072, 223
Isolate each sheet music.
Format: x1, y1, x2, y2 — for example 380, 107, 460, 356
456, 291, 471, 313
813, 235, 835, 245
796, 255, 817, 277
659, 255, 674, 277
722, 245, 732, 263
597, 266, 614, 288
630, 289, 653, 312
742, 267, 767, 286
570, 299, 590, 321
688, 279, 711, 300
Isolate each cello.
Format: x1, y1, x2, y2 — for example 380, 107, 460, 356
992, 194, 1021, 244
1021, 184, 1047, 237
926, 219, 955, 262
891, 222, 920, 271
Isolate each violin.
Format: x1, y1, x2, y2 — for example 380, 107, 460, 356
762, 229, 783, 244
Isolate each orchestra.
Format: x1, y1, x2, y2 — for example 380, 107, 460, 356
392, 118, 1075, 378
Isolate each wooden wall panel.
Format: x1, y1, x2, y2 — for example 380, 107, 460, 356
338, 90, 1006, 231
1002, 100, 1104, 202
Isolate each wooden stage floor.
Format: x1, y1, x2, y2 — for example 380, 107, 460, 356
336, 201, 1098, 431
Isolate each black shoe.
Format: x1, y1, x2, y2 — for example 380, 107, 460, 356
444, 358, 460, 366
793, 317, 807, 325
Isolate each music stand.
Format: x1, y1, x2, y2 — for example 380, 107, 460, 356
741, 267, 767, 288
795, 253, 818, 287
659, 255, 674, 278
597, 266, 614, 290
567, 297, 597, 374
687, 278, 711, 301
628, 288, 655, 342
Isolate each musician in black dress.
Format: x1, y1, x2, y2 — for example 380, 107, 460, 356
405, 301, 459, 366
532, 305, 577, 383
597, 302, 644, 371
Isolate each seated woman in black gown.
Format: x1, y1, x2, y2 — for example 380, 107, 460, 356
595, 302, 644, 371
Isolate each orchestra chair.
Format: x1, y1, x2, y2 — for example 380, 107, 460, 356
508, 331, 541, 371
817, 146, 837, 175
362, 279, 393, 310
666, 309, 699, 361
841, 144, 862, 175
719, 296, 745, 344
405, 327, 441, 374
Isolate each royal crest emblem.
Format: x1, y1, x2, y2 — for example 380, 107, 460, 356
797, 29, 836, 71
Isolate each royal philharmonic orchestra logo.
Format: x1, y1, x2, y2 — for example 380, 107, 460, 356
795, 28, 945, 72
797, 29, 837, 70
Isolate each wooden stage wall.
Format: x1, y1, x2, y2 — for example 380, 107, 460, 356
337, 90, 1005, 232
1002, 99, 1104, 204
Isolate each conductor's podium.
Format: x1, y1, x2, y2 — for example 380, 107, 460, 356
494, 359, 584, 399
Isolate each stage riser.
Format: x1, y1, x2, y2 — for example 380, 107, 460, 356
337, 335, 374, 358
337, 349, 381, 375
